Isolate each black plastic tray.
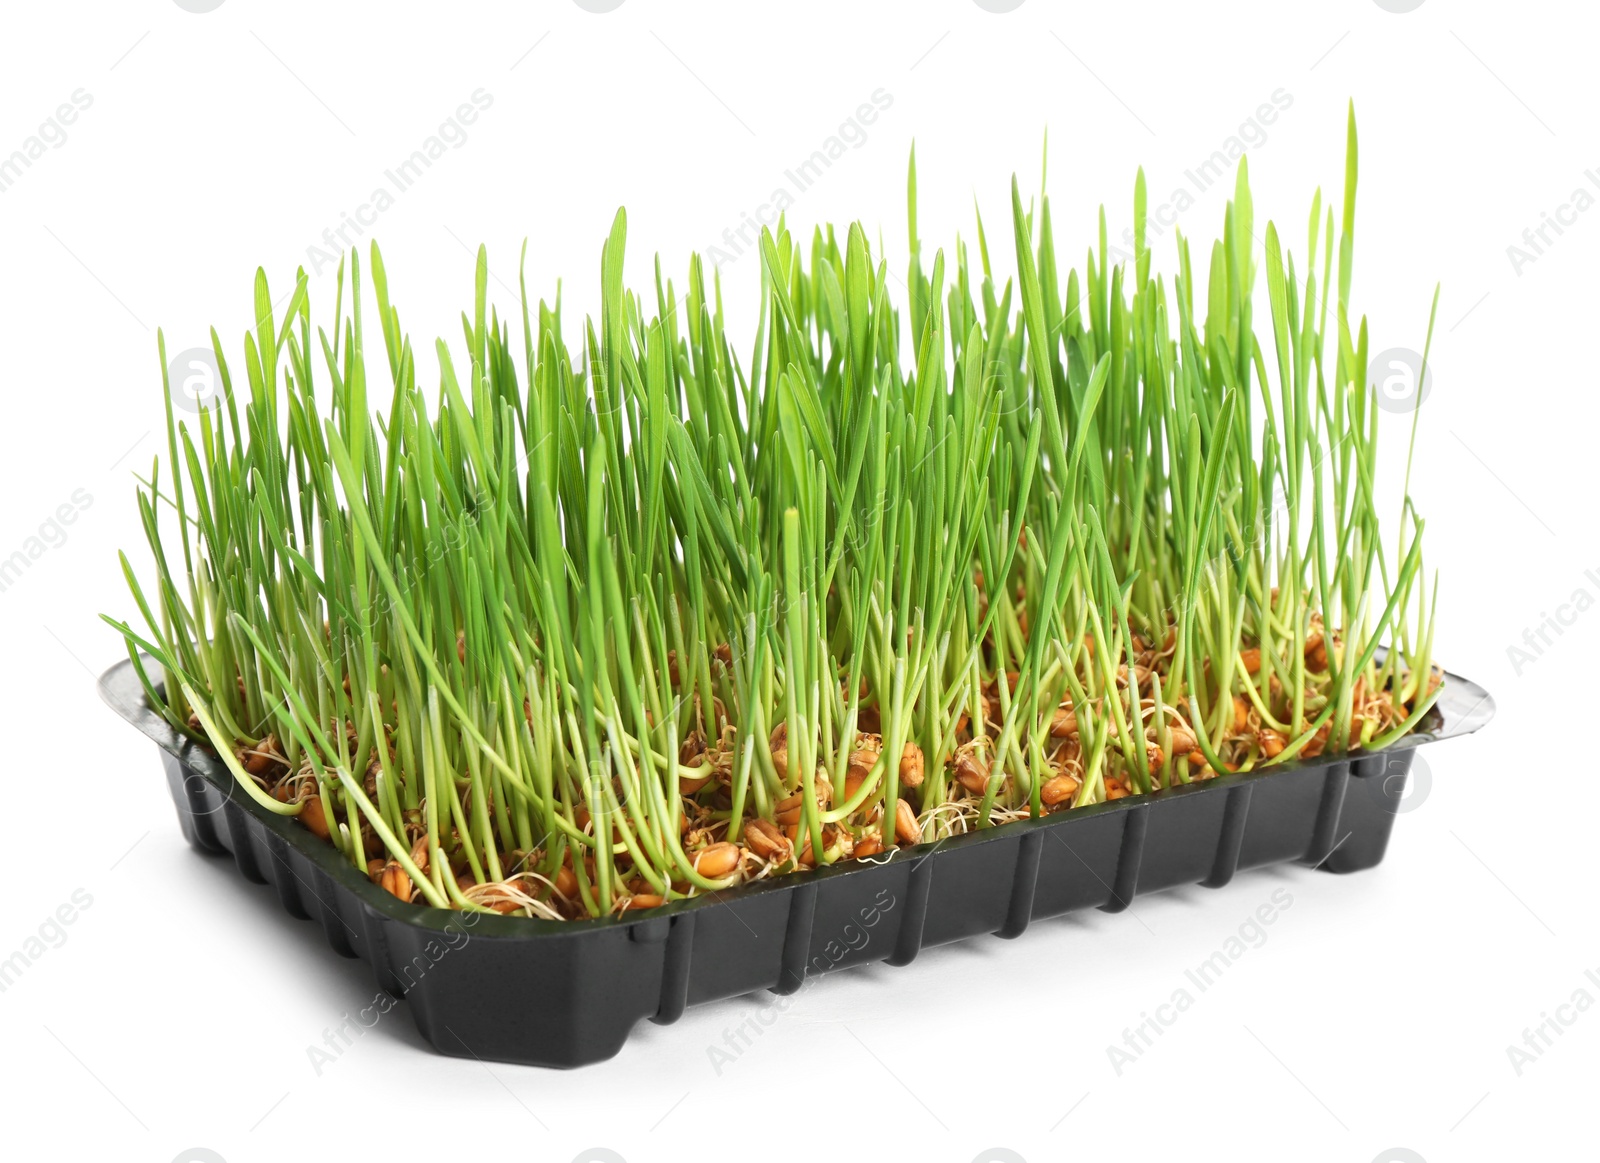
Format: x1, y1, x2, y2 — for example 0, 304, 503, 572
99, 657, 1493, 1067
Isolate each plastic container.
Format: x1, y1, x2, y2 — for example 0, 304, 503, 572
99, 657, 1493, 1067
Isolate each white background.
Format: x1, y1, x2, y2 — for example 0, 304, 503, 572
0, 2, 1593, 1161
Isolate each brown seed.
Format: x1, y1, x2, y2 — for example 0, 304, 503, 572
1240, 647, 1262, 674
1050, 705, 1079, 737
713, 642, 733, 666
367, 858, 386, 882
770, 745, 790, 780
899, 742, 925, 788
1146, 743, 1165, 776
1258, 729, 1286, 758
789, 820, 827, 868
1051, 735, 1082, 768
380, 861, 413, 904
1304, 634, 1328, 671
894, 797, 921, 846
242, 747, 276, 776
954, 747, 990, 794
627, 894, 665, 910
1168, 725, 1198, 756
843, 769, 867, 805
1040, 774, 1080, 806
1348, 714, 1367, 747
857, 704, 882, 734
781, 821, 812, 867
1232, 695, 1250, 734
744, 818, 790, 861
795, 836, 817, 868
854, 833, 884, 858
694, 842, 741, 878
774, 790, 806, 826
299, 795, 330, 840
1116, 664, 1153, 689
554, 865, 578, 899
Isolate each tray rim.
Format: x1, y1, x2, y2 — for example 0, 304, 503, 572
98, 654, 1494, 940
